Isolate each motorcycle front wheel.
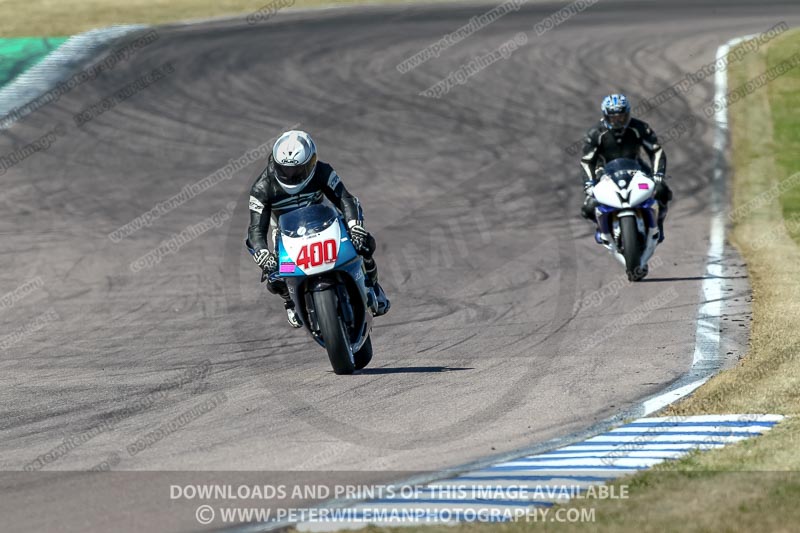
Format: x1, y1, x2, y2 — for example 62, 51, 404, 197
354, 336, 373, 370
620, 216, 647, 282
312, 289, 355, 375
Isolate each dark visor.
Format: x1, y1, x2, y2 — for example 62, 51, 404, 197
607, 112, 629, 128
276, 162, 311, 186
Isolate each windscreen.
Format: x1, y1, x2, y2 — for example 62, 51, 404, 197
278, 204, 338, 238
603, 158, 643, 180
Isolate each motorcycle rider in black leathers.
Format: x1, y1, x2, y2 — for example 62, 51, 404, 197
580, 94, 672, 243
246, 130, 390, 327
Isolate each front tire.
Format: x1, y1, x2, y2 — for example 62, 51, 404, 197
354, 336, 373, 370
620, 216, 646, 281
312, 289, 355, 375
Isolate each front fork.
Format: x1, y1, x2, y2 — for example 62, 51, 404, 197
283, 259, 372, 347
596, 202, 659, 245
303, 281, 354, 336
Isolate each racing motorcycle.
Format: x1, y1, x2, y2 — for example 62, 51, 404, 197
591, 158, 661, 282
269, 203, 379, 374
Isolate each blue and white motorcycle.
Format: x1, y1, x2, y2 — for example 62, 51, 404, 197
270, 204, 379, 374
592, 158, 661, 282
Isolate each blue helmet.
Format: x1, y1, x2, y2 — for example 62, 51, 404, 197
601, 94, 631, 131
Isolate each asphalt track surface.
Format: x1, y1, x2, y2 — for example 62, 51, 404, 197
2, 0, 800, 531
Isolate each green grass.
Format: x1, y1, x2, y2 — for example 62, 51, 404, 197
766, 36, 800, 238
292, 28, 800, 533
0, 37, 67, 86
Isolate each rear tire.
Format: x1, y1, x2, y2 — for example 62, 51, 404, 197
312, 289, 355, 375
620, 216, 646, 282
354, 336, 373, 370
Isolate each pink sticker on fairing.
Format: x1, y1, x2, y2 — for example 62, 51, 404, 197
638, 183, 650, 190
280, 263, 296, 273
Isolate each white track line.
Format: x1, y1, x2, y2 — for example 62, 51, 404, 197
637, 32, 756, 414
0, 25, 146, 130
293, 415, 782, 531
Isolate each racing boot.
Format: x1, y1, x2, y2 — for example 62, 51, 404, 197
364, 258, 390, 316
657, 202, 668, 243
654, 180, 671, 244
284, 300, 303, 328
268, 277, 302, 328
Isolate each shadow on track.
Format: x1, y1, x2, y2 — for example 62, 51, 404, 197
642, 275, 748, 282
356, 366, 474, 375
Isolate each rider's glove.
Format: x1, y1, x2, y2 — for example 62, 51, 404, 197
253, 249, 278, 274
653, 172, 665, 184
348, 220, 369, 253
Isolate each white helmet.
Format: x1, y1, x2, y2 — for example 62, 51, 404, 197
271, 130, 318, 193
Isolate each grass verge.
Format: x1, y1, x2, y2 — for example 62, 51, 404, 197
0, 0, 440, 37
300, 28, 800, 533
